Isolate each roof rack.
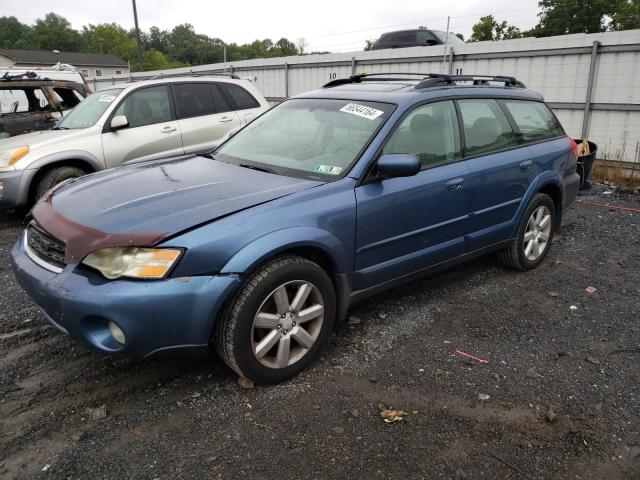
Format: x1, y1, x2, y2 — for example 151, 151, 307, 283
323, 72, 525, 89
449, 75, 525, 88
147, 72, 240, 80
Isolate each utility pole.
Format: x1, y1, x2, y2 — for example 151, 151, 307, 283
132, 0, 144, 71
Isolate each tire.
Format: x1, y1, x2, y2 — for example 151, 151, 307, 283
497, 193, 556, 271
214, 255, 336, 384
35, 166, 86, 201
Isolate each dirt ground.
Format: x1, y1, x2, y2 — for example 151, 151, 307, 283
1, 185, 639, 480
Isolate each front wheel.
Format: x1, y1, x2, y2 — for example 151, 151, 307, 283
35, 166, 86, 201
497, 193, 556, 270
214, 255, 336, 384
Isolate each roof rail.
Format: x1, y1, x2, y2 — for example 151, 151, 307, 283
1, 71, 39, 81
449, 75, 526, 88
322, 72, 525, 89
323, 72, 453, 88
147, 72, 240, 81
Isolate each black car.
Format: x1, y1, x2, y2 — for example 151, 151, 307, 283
372, 29, 465, 50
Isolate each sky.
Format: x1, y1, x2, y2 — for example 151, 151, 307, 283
2, 0, 542, 52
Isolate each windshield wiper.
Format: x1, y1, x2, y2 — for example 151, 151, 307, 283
239, 163, 279, 175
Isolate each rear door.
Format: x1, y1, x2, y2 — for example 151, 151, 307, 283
218, 81, 264, 125
457, 98, 534, 250
354, 100, 470, 291
101, 85, 183, 168
172, 82, 241, 155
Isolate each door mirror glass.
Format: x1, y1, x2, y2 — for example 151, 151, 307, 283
377, 154, 420, 178
110, 115, 129, 131
426, 39, 438, 46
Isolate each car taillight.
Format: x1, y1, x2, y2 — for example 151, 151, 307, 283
568, 137, 578, 158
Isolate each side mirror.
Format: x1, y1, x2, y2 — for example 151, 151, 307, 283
110, 115, 129, 131
377, 154, 420, 178
426, 39, 438, 46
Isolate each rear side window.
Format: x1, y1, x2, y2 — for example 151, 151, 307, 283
503, 100, 564, 142
457, 99, 517, 157
210, 84, 232, 113
383, 100, 461, 169
173, 83, 214, 119
219, 83, 260, 110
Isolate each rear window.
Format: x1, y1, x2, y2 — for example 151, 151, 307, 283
173, 83, 215, 119
503, 100, 564, 142
219, 83, 260, 110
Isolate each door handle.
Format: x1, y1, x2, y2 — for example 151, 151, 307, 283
446, 177, 464, 191
219, 116, 234, 123
161, 126, 177, 133
520, 160, 533, 172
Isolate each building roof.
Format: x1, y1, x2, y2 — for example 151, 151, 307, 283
0, 49, 128, 67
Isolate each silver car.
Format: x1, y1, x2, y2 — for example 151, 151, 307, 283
0, 75, 270, 208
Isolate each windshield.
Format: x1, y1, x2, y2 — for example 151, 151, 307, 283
215, 98, 394, 181
431, 31, 465, 45
56, 88, 123, 129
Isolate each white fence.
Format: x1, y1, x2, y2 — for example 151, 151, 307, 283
89, 30, 640, 164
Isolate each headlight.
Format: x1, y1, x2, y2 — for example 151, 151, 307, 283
0, 146, 29, 168
81, 247, 182, 280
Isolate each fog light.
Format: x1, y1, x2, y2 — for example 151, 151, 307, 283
108, 321, 126, 345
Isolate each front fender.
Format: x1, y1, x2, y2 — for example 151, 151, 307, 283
220, 226, 352, 276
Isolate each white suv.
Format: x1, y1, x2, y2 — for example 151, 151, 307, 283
0, 75, 270, 208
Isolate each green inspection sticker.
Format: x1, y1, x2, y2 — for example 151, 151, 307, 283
314, 165, 343, 175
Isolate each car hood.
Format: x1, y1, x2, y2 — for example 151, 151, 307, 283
0, 128, 94, 150
48, 155, 321, 236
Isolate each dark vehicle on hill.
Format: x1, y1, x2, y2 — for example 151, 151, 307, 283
372, 29, 465, 50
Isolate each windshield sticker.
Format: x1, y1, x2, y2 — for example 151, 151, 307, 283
98, 95, 116, 103
314, 165, 343, 175
339, 103, 384, 120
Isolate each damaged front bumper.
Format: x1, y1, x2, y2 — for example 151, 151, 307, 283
0, 169, 24, 208
11, 232, 241, 358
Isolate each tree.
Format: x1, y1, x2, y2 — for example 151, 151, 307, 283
364, 39, 374, 51
530, 0, 621, 37
470, 15, 523, 41
0, 16, 31, 49
612, 0, 640, 29
26, 13, 83, 51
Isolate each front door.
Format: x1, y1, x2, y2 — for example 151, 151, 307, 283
354, 100, 470, 291
101, 85, 183, 168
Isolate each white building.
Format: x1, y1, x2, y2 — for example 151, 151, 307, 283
0, 49, 129, 78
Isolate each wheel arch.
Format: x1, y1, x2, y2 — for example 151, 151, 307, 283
20, 151, 104, 205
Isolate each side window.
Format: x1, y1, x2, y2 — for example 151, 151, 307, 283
173, 83, 215, 119
416, 30, 437, 45
210, 84, 232, 113
0, 88, 50, 113
503, 100, 564, 142
219, 83, 260, 110
457, 99, 517, 156
113, 86, 172, 128
396, 31, 415, 43
50, 87, 83, 110
383, 100, 461, 169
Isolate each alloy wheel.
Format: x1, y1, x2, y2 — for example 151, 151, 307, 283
251, 280, 324, 369
523, 205, 552, 261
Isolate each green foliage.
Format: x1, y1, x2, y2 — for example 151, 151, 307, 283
364, 40, 374, 51
0, 13, 302, 73
530, 0, 622, 36
611, 0, 640, 29
469, 15, 523, 42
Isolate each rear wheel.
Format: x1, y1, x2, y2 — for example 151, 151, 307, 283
214, 255, 336, 384
35, 166, 86, 201
497, 193, 556, 270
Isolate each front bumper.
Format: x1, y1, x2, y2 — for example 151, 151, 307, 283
11, 233, 241, 358
0, 170, 25, 209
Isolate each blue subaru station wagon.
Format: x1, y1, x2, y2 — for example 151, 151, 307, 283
11, 73, 580, 384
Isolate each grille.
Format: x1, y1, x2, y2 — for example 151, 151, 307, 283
26, 223, 66, 269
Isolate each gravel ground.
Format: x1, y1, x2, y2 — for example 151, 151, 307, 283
1, 185, 639, 480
